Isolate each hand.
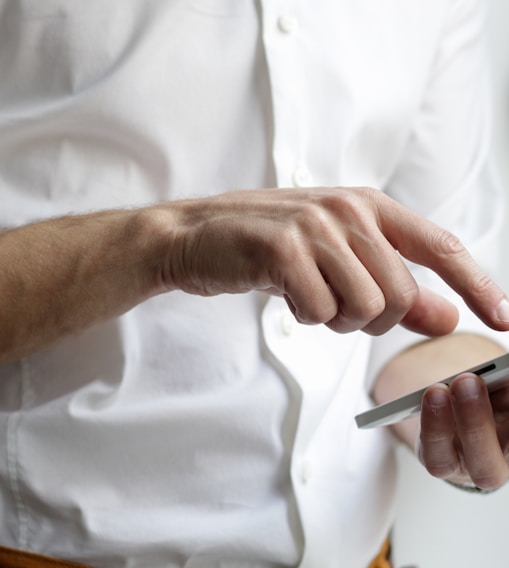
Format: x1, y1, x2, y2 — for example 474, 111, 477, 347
161, 186, 509, 336
418, 374, 509, 490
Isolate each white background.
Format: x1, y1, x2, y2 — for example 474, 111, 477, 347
392, 0, 509, 566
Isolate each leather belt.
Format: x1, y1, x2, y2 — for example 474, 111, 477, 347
0, 546, 91, 568
368, 537, 392, 568
0, 540, 392, 568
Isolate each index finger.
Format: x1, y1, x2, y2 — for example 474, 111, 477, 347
377, 194, 509, 331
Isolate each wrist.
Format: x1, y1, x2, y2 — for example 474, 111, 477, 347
140, 200, 195, 294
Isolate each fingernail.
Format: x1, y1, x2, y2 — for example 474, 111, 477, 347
425, 386, 449, 409
496, 298, 509, 324
452, 375, 480, 401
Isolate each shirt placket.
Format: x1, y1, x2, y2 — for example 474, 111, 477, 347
259, 0, 313, 190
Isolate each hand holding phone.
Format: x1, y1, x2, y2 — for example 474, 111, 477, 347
355, 353, 509, 429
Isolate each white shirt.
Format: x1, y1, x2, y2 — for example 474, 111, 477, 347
0, 1, 505, 566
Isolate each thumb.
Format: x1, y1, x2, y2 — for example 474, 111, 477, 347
400, 286, 459, 337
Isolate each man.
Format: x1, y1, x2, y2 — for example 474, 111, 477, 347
0, 1, 508, 567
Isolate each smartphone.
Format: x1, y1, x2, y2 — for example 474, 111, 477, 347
355, 352, 509, 429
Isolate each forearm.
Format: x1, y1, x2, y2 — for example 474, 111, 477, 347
0, 207, 169, 363
2, 186, 509, 368
372, 333, 507, 447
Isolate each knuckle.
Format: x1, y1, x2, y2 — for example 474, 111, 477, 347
349, 185, 380, 202
348, 291, 386, 323
431, 228, 464, 257
323, 187, 376, 225
303, 306, 333, 325
421, 450, 457, 478
389, 279, 419, 314
327, 294, 385, 334
326, 315, 358, 334
356, 186, 387, 219
460, 426, 486, 448
299, 200, 331, 230
268, 226, 302, 264
359, 186, 383, 205
363, 324, 393, 337
420, 428, 447, 446
295, 295, 336, 325
468, 271, 495, 298
419, 435, 459, 479
288, 201, 336, 247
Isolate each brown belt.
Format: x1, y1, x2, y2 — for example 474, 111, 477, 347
0, 539, 391, 568
368, 537, 392, 568
0, 546, 91, 568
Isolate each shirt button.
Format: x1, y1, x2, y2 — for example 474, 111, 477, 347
300, 459, 312, 484
292, 165, 312, 188
277, 15, 298, 35
280, 311, 295, 336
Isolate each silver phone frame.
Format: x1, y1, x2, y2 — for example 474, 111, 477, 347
355, 352, 509, 429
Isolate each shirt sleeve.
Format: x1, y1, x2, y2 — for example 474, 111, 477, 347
366, 0, 509, 389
